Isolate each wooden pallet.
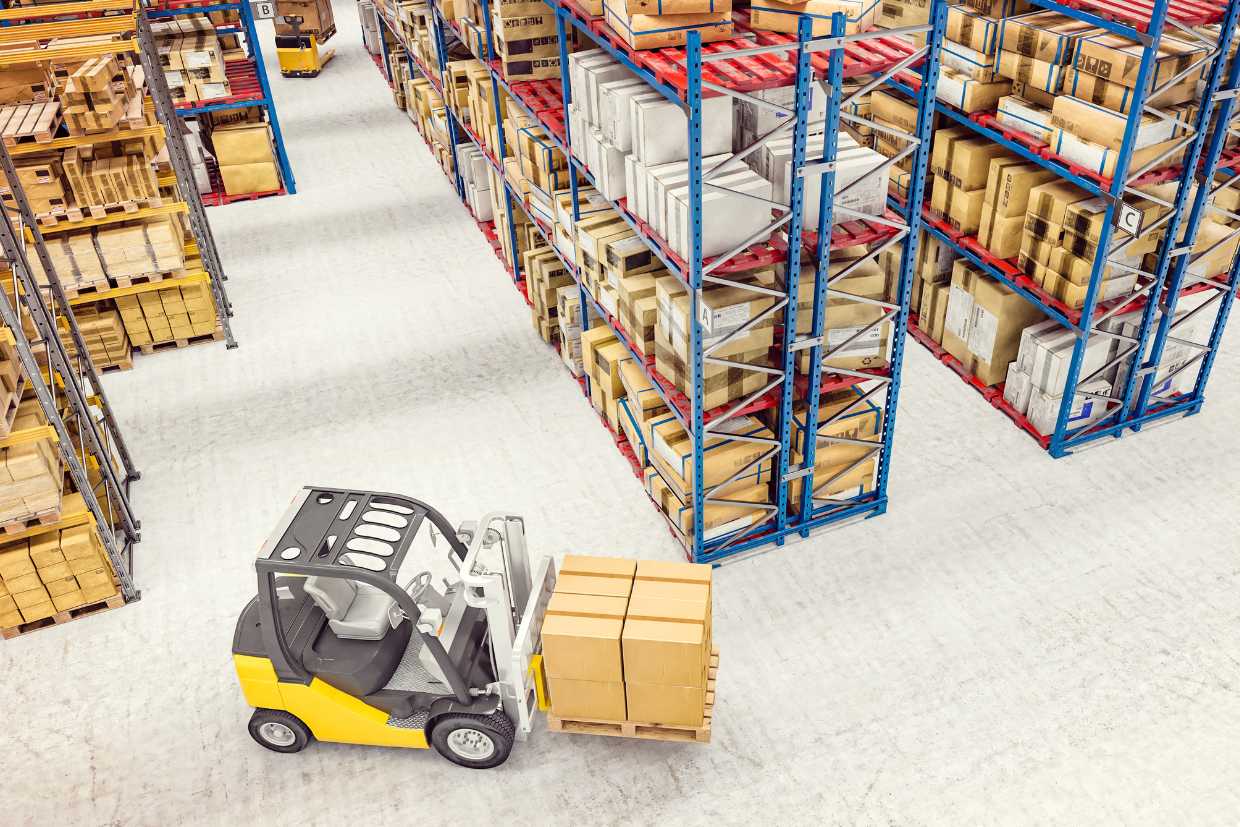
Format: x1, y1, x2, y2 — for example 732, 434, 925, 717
113, 268, 183, 289
0, 101, 61, 147
137, 327, 225, 355
0, 374, 25, 439
99, 355, 134, 373
0, 504, 64, 536
36, 197, 162, 226
1, 593, 125, 640
547, 648, 719, 743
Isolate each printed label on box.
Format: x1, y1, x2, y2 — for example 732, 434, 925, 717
967, 305, 999, 363
827, 326, 883, 358
945, 285, 974, 341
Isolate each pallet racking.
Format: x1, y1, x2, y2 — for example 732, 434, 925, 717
368, 0, 948, 561
912, 0, 1240, 456
0, 0, 237, 351
0, 134, 143, 614
145, 0, 297, 204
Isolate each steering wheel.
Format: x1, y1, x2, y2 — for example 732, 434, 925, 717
403, 570, 433, 604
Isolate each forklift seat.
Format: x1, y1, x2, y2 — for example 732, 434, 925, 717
304, 576, 397, 641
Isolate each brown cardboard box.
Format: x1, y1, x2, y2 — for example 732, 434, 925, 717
274, 0, 335, 35
12, 584, 49, 609
998, 11, 1099, 63
931, 175, 986, 235
548, 676, 627, 720
541, 591, 628, 681
74, 567, 112, 590
43, 575, 79, 598
52, 589, 85, 612
646, 471, 770, 542
1051, 95, 1178, 151
0, 543, 33, 581
946, 6, 1000, 55
647, 413, 775, 503
977, 204, 1024, 258
37, 560, 71, 582
622, 611, 709, 686
1061, 66, 1196, 114
919, 279, 951, 342
941, 262, 1047, 385
634, 559, 711, 588
1026, 179, 1091, 227
937, 68, 1011, 112
625, 680, 704, 726
1074, 33, 1205, 90
19, 598, 55, 622
219, 162, 280, 197
80, 582, 116, 603
931, 134, 1008, 191
983, 158, 1056, 218
870, 90, 917, 135
5, 572, 42, 594
997, 50, 1065, 94
602, 0, 733, 50
749, 0, 876, 36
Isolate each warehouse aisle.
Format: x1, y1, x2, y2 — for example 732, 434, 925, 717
3, 4, 1240, 824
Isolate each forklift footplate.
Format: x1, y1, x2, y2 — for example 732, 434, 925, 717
282, 70, 321, 78
547, 649, 718, 744
387, 710, 430, 729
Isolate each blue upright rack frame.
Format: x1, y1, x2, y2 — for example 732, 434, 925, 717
914, 0, 1238, 456
146, 1, 297, 198
368, 0, 947, 562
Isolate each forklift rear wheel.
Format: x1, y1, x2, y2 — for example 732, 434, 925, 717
430, 712, 514, 769
248, 709, 312, 753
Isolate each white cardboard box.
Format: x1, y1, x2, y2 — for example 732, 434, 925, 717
632, 95, 733, 165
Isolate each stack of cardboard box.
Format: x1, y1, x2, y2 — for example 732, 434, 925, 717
210, 121, 280, 196
904, 230, 958, 333
941, 259, 1047, 385
556, 284, 586, 376
490, 0, 563, 81
3, 155, 68, 214
1048, 33, 1202, 177
928, 127, 1006, 235
601, 0, 733, 51
62, 305, 132, 371
115, 280, 218, 346
53, 55, 140, 135
275, 0, 337, 40
786, 250, 895, 376
0, 507, 119, 629
525, 246, 575, 344
1017, 179, 1160, 309
617, 358, 667, 466
935, 5, 1011, 114
0, 401, 63, 526
150, 15, 232, 104
543, 556, 714, 729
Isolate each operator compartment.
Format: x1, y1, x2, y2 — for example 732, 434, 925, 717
244, 488, 499, 717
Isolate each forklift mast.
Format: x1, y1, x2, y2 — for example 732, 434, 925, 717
456, 514, 556, 740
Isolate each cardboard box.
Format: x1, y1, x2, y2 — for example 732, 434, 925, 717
977, 204, 1024, 258
942, 40, 1000, 81
920, 279, 952, 342
984, 158, 1056, 218
998, 11, 1099, 64
931, 175, 986, 235
947, 6, 999, 55
1048, 128, 1184, 179
749, 0, 877, 36
219, 162, 279, 196
1074, 33, 1205, 90
625, 680, 705, 726
996, 95, 1054, 142
941, 261, 1047, 385
931, 134, 1009, 191
541, 591, 628, 681
548, 676, 627, 720
601, 1, 733, 50
1062, 66, 1197, 114
1051, 95, 1178, 151
622, 614, 708, 687
936, 67, 1011, 112
997, 50, 1065, 94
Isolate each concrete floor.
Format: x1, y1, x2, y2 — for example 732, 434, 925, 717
4, 5, 1240, 824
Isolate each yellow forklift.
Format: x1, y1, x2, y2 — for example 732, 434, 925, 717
233, 487, 554, 769
275, 15, 335, 78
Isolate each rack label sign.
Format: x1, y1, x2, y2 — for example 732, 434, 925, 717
1117, 202, 1143, 236
251, 0, 275, 19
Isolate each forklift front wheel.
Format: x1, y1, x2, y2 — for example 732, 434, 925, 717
430, 712, 515, 769
248, 709, 312, 754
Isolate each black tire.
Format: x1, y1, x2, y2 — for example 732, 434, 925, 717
429, 711, 515, 769
248, 709, 312, 754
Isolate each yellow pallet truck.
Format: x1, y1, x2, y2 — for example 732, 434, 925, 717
276, 16, 335, 78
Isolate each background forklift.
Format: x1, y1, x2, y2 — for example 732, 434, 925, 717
232, 487, 554, 769
275, 15, 335, 78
